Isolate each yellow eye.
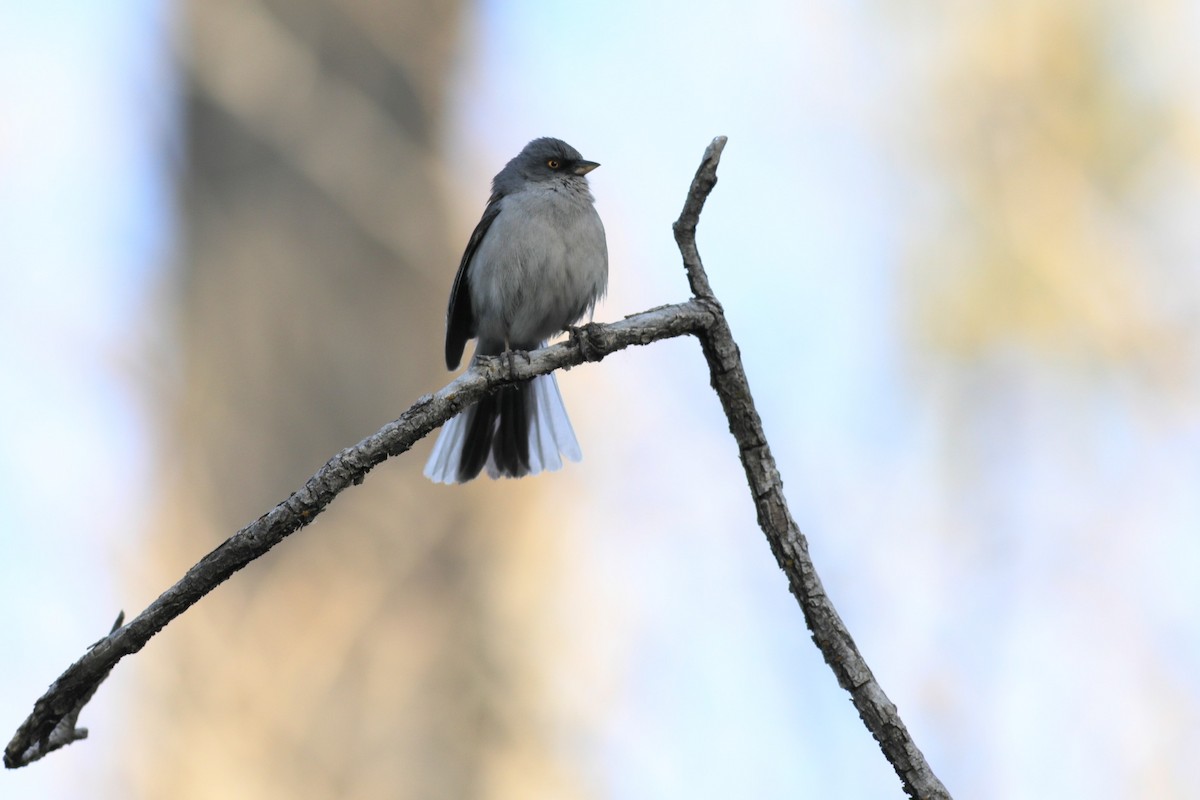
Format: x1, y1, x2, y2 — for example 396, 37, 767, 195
547, 159, 560, 169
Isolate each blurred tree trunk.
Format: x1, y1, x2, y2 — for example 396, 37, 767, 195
128, 2, 584, 798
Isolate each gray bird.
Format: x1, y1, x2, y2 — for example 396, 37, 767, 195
424, 137, 608, 484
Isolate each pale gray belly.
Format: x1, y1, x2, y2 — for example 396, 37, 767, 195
469, 188, 608, 348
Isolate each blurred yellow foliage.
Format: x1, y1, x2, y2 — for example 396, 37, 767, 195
907, 1, 1198, 380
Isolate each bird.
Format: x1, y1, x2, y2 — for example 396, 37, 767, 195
424, 137, 608, 484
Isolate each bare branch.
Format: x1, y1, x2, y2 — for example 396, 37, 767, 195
675, 136, 951, 799
673, 135, 726, 300
3, 302, 712, 770
7, 137, 951, 800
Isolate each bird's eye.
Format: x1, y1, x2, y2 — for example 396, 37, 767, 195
547, 159, 560, 169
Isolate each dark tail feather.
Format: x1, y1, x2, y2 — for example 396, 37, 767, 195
456, 383, 533, 482
493, 383, 532, 477
457, 393, 497, 482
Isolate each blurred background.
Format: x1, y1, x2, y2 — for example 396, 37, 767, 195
2, 0, 1199, 797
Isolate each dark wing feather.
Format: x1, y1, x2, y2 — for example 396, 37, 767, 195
445, 195, 503, 369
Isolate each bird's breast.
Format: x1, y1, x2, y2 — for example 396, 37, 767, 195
469, 186, 608, 348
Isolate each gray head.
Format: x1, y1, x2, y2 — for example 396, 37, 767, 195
493, 137, 599, 195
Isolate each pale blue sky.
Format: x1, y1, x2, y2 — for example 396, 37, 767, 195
0, 2, 173, 798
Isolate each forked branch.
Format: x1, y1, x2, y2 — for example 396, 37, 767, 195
6, 136, 951, 799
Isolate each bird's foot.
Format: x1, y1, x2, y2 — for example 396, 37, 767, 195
504, 348, 532, 379
567, 323, 604, 362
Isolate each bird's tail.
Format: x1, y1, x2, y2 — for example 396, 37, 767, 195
423, 373, 582, 484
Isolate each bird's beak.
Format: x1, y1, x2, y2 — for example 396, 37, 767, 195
573, 160, 600, 176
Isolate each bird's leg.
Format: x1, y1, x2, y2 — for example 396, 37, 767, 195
566, 323, 604, 362
502, 342, 532, 379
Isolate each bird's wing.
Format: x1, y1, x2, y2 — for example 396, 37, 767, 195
445, 193, 503, 370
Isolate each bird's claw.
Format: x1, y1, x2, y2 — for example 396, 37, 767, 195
567, 323, 603, 362
504, 348, 532, 378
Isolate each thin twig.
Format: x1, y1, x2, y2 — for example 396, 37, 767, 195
674, 136, 951, 799
673, 136, 725, 301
